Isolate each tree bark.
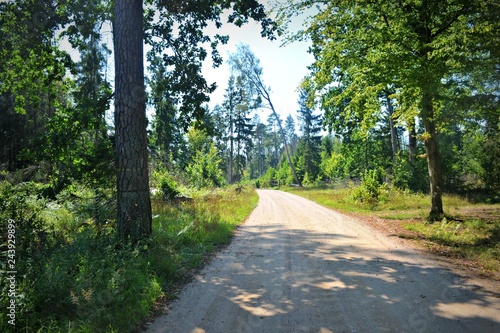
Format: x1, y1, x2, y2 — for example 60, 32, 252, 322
421, 90, 444, 220
113, 0, 152, 239
386, 93, 398, 167
228, 113, 234, 184
408, 118, 417, 165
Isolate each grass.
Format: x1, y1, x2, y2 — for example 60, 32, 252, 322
148, 186, 259, 288
285, 186, 500, 280
0, 182, 258, 333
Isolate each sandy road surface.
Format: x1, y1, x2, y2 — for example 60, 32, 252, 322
145, 190, 499, 333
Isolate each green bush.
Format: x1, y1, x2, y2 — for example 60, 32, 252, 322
391, 155, 429, 193
259, 167, 277, 188
159, 174, 180, 201
0, 182, 53, 331
276, 162, 294, 186
0, 181, 162, 332
186, 144, 225, 189
350, 169, 385, 209
151, 170, 180, 201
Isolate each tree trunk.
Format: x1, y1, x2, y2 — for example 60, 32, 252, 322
421, 91, 444, 220
386, 93, 398, 167
228, 114, 234, 184
273, 130, 278, 169
408, 118, 417, 165
114, 0, 152, 240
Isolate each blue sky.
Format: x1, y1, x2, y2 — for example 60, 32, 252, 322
202, 7, 315, 125
61, 3, 316, 128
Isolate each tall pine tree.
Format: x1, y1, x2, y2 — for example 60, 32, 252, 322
295, 89, 322, 182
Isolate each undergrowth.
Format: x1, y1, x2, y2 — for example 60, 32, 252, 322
0, 181, 258, 332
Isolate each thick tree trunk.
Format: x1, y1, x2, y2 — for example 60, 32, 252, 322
421, 91, 444, 220
114, 0, 152, 239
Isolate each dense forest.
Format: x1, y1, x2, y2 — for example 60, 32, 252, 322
0, 0, 498, 331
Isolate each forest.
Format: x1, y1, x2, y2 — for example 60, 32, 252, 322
0, 0, 498, 332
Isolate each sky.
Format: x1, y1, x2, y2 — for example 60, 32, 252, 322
201, 6, 315, 124
201, 15, 314, 123
60, 2, 316, 127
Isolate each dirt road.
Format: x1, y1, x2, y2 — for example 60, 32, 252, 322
145, 190, 500, 333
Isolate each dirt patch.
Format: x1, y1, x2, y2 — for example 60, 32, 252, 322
339, 208, 500, 285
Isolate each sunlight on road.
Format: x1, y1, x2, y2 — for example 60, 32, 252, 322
145, 190, 500, 333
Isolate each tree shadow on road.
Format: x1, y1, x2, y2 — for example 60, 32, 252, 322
148, 222, 500, 333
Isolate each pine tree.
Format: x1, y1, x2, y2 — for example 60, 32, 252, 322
295, 89, 322, 181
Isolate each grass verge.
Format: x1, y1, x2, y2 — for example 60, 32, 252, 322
0, 182, 258, 333
285, 186, 500, 280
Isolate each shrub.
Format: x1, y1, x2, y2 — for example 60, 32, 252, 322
151, 170, 180, 201
0, 182, 54, 331
259, 167, 277, 188
186, 144, 225, 189
159, 174, 180, 201
350, 169, 385, 209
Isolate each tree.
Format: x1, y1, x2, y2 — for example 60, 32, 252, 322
0, 0, 71, 171
280, 0, 500, 219
250, 118, 269, 178
385, 91, 399, 167
186, 127, 226, 188
0, 0, 116, 192
148, 59, 186, 168
295, 88, 322, 181
114, 0, 151, 239
221, 74, 259, 183
229, 44, 302, 186
113, 0, 277, 239
266, 112, 281, 169
284, 114, 298, 155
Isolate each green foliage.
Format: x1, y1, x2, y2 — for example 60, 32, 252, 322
151, 170, 181, 202
302, 172, 312, 187
148, 80, 186, 167
293, 89, 322, 181
0, 181, 51, 261
277, 161, 294, 186
258, 167, 277, 188
1, 183, 258, 332
350, 169, 386, 209
145, 1, 277, 130
186, 144, 226, 189
0, 0, 114, 187
391, 154, 429, 193
321, 151, 349, 180
279, 0, 500, 215
0, 9, 72, 169
0, 182, 51, 331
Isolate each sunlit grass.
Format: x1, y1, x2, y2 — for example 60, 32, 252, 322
148, 185, 259, 288
0, 182, 258, 333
